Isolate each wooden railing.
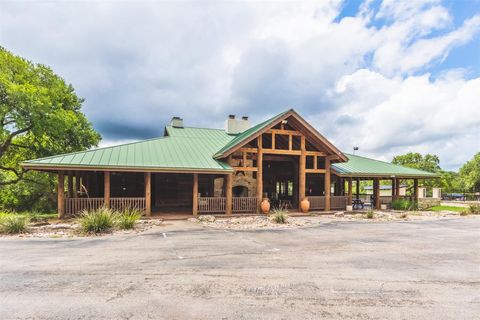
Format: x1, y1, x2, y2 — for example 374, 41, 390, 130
110, 197, 146, 212
65, 197, 146, 215
232, 197, 257, 213
65, 198, 105, 215
198, 197, 226, 213
331, 196, 348, 209
309, 196, 325, 210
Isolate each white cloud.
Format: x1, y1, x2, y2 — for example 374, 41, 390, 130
326, 69, 480, 169
0, 0, 478, 170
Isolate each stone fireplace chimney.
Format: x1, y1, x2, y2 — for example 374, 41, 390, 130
225, 115, 250, 134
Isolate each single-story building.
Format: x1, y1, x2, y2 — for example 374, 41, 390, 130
22, 109, 437, 218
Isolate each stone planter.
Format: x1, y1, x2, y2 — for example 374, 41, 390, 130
300, 198, 310, 213
346, 205, 353, 211
260, 198, 270, 214
381, 204, 387, 210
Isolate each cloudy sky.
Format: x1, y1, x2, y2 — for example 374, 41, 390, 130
1, 0, 479, 170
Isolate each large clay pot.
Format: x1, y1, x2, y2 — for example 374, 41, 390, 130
300, 198, 310, 213
260, 198, 270, 214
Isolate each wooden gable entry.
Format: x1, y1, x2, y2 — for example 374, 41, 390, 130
225, 114, 345, 212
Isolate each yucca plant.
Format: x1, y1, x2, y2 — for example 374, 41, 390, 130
366, 210, 374, 219
116, 207, 141, 230
78, 207, 115, 233
392, 199, 417, 211
467, 204, 480, 215
0, 214, 29, 234
270, 207, 288, 224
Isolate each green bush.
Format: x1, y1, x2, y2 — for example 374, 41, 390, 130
78, 207, 115, 233
116, 208, 141, 230
467, 204, 480, 215
270, 208, 288, 224
0, 214, 29, 234
366, 210, 374, 219
391, 199, 418, 211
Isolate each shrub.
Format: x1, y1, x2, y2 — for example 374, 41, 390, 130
0, 215, 29, 234
270, 208, 288, 224
116, 208, 141, 230
467, 204, 480, 215
460, 209, 469, 216
391, 199, 418, 211
366, 210, 374, 219
400, 212, 408, 219
78, 207, 115, 233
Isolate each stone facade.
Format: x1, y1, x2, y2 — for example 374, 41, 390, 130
214, 157, 257, 197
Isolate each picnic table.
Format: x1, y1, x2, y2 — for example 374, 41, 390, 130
352, 199, 364, 209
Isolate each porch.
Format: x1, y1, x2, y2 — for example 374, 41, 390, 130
57, 169, 350, 217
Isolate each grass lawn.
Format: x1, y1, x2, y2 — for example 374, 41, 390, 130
428, 205, 464, 212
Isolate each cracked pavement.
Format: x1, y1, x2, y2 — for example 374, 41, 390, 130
1, 218, 479, 319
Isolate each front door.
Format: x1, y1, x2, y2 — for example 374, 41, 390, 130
263, 159, 297, 209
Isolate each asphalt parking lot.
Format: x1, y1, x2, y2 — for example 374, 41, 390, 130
1, 218, 479, 319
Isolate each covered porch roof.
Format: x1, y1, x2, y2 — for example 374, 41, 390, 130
332, 154, 438, 179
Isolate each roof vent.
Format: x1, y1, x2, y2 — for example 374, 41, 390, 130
170, 116, 183, 128
225, 114, 250, 134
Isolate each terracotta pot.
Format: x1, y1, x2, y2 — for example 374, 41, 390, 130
260, 198, 270, 214
300, 198, 310, 213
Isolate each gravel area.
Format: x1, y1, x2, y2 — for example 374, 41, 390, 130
190, 210, 462, 230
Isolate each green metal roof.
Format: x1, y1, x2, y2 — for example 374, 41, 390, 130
332, 154, 438, 178
214, 109, 291, 158
23, 126, 235, 172
22, 110, 438, 179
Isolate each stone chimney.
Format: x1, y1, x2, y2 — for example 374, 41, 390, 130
170, 116, 183, 128
225, 115, 250, 134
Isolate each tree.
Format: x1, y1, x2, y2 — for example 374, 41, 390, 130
392, 153, 441, 173
438, 171, 464, 194
391, 152, 441, 192
459, 152, 480, 192
0, 47, 100, 210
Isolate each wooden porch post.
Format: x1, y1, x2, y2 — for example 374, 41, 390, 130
226, 173, 232, 215
347, 178, 353, 205
325, 157, 331, 211
356, 177, 360, 200
104, 171, 110, 208
67, 171, 74, 198
299, 136, 306, 204
58, 171, 65, 219
413, 178, 419, 202
145, 172, 152, 217
395, 178, 400, 198
74, 171, 80, 198
391, 178, 396, 200
256, 135, 263, 213
192, 173, 198, 216
374, 178, 381, 209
